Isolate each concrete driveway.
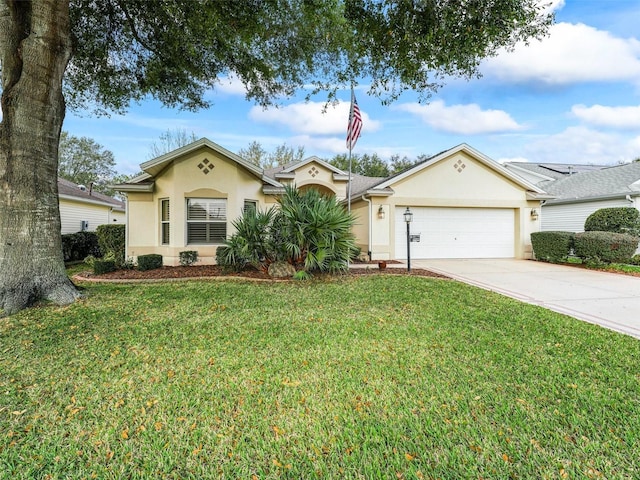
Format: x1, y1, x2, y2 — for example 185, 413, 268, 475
413, 259, 640, 339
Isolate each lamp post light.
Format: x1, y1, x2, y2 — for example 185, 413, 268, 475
404, 207, 413, 272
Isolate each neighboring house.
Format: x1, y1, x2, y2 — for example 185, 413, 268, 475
503, 162, 606, 186
58, 177, 126, 234
114, 138, 549, 266
505, 161, 640, 232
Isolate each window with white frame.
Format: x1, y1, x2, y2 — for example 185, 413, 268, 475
161, 199, 170, 245
243, 200, 257, 214
186, 198, 227, 244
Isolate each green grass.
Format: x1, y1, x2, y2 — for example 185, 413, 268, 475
563, 256, 640, 275
1, 275, 639, 479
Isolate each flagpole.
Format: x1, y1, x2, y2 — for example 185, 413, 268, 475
347, 86, 354, 268
347, 85, 354, 216
346, 84, 362, 266
347, 144, 352, 215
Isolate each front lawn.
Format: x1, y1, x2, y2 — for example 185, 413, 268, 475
1, 276, 638, 478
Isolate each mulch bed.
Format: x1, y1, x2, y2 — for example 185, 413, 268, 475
76, 264, 448, 282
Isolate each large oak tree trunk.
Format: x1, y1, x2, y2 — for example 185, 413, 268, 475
0, 0, 80, 315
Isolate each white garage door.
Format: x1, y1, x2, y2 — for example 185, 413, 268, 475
395, 207, 515, 259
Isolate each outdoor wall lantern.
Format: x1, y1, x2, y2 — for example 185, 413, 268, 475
377, 205, 385, 219
404, 207, 413, 272
530, 209, 539, 221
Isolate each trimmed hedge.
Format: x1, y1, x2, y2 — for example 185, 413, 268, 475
531, 231, 575, 263
584, 207, 640, 236
138, 254, 163, 271
62, 231, 101, 262
93, 260, 116, 275
574, 231, 638, 264
96, 224, 126, 267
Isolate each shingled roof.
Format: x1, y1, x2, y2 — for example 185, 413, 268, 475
542, 162, 640, 203
58, 177, 125, 211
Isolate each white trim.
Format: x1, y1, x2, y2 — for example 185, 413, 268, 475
546, 192, 640, 206
281, 155, 347, 175
503, 163, 556, 182
112, 182, 154, 193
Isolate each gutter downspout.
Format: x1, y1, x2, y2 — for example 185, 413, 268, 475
361, 194, 372, 260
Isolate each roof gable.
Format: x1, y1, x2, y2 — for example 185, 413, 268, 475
280, 156, 347, 176
374, 144, 546, 194
139, 138, 281, 187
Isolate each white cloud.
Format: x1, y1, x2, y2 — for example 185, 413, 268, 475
249, 101, 381, 135
523, 126, 638, 164
395, 100, 523, 135
215, 75, 247, 96
572, 104, 640, 129
538, 0, 565, 15
483, 22, 640, 85
289, 135, 346, 155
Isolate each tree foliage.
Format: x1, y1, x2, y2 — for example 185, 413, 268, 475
148, 128, 198, 159
62, 0, 552, 113
238, 141, 305, 169
584, 207, 640, 237
328, 153, 423, 177
58, 131, 116, 193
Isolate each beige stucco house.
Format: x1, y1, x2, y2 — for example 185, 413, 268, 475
115, 138, 549, 265
58, 177, 125, 234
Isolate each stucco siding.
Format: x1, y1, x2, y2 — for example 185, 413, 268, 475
350, 200, 370, 258
126, 146, 271, 265
391, 152, 527, 205
126, 192, 156, 250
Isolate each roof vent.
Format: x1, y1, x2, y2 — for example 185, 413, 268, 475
78, 185, 87, 191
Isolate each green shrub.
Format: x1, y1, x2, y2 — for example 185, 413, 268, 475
273, 186, 356, 273
574, 231, 638, 264
96, 224, 126, 267
216, 208, 276, 272
93, 259, 116, 275
217, 186, 356, 274
62, 231, 101, 262
293, 270, 312, 281
137, 253, 163, 271
584, 207, 640, 236
531, 231, 575, 263
179, 250, 199, 266
630, 254, 640, 266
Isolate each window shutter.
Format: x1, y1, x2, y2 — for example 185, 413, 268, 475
186, 198, 227, 244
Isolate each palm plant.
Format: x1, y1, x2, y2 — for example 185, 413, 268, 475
216, 207, 276, 271
217, 186, 356, 273
274, 186, 356, 273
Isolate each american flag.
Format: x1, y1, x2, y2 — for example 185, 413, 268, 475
346, 89, 363, 150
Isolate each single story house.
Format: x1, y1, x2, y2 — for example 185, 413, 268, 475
504, 161, 640, 232
58, 177, 126, 234
114, 138, 549, 265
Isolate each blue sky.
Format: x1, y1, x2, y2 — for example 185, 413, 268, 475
63, 0, 640, 176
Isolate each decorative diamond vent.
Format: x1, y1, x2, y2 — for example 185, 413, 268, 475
453, 159, 466, 173
198, 158, 214, 175
308, 166, 319, 178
